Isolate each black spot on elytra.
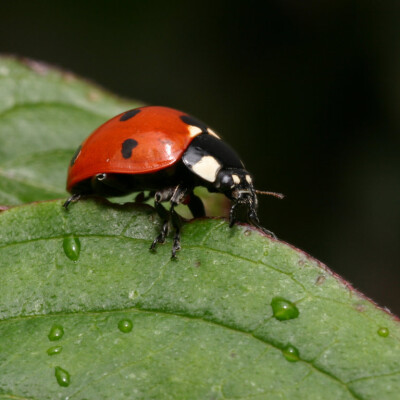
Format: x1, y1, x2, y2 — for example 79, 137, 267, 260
121, 139, 138, 159
70, 145, 82, 166
180, 115, 208, 134
120, 109, 141, 121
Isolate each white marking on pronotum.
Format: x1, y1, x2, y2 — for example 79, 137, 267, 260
232, 174, 241, 184
207, 128, 220, 138
187, 125, 203, 137
191, 156, 222, 182
245, 175, 252, 184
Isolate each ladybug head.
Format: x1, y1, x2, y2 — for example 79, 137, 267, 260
215, 168, 258, 224
215, 168, 284, 235
215, 168, 254, 196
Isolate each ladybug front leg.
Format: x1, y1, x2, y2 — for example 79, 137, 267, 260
248, 209, 277, 238
186, 192, 206, 218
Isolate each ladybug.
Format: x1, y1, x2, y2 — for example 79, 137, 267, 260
64, 106, 283, 257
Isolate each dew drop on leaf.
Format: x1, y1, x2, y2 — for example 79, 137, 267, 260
377, 327, 389, 337
63, 236, 81, 261
118, 319, 133, 333
55, 366, 70, 387
271, 297, 299, 321
282, 344, 300, 362
47, 345, 63, 356
48, 324, 64, 341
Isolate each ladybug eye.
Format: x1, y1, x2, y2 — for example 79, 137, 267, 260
219, 174, 234, 189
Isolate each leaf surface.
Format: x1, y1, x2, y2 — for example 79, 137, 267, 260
0, 199, 399, 400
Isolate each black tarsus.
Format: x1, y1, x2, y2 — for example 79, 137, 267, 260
229, 201, 277, 239
248, 210, 277, 238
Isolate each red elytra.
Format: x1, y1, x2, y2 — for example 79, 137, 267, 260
66, 106, 202, 192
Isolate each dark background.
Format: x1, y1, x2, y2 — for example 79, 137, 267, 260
1, 1, 399, 313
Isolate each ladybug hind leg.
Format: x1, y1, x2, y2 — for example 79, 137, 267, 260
63, 193, 81, 210
135, 191, 155, 203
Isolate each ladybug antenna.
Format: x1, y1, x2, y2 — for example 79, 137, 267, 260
254, 190, 285, 199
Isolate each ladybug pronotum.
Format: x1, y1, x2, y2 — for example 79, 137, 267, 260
64, 106, 283, 257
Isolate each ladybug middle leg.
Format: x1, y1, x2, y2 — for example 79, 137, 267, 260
150, 184, 196, 258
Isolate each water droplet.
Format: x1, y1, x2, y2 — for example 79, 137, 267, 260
63, 236, 81, 261
55, 366, 70, 387
282, 344, 300, 362
48, 324, 64, 341
377, 327, 389, 337
118, 319, 133, 333
47, 345, 63, 356
271, 297, 299, 321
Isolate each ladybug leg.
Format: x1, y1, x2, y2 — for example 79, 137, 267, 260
229, 203, 238, 228
187, 192, 206, 218
150, 185, 188, 257
135, 191, 155, 203
230, 199, 277, 238
151, 220, 170, 248
150, 201, 170, 250
170, 205, 182, 258
63, 193, 81, 210
169, 185, 191, 258
248, 210, 277, 238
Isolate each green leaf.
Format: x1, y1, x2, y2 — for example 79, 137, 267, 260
0, 56, 141, 204
1, 199, 399, 399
